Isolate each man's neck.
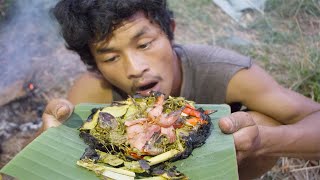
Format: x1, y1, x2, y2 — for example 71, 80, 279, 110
170, 49, 182, 97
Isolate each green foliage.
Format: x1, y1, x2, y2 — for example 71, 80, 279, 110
0, 0, 12, 19
265, 0, 320, 17
168, 0, 320, 103
244, 0, 320, 102
289, 49, 320, 102
262, 30, 299, 44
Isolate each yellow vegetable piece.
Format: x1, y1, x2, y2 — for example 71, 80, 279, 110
79, 110, 100, 130
101, 105, 129, 117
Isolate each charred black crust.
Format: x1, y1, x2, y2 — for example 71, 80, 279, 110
79, 131, 104, 150
171, 112, 212, 161
80, 147, 99, 161
149, 164, 184, 178
86, 107, 103, 122
79, 131, 124, 154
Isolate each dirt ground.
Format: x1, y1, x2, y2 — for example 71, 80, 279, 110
0, 45, 86, 167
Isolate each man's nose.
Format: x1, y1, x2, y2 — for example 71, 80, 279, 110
125, 53, 149, 78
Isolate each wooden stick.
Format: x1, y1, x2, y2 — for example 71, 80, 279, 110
290, 165, 320, 172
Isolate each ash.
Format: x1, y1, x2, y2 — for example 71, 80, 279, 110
0, 90, 46, 167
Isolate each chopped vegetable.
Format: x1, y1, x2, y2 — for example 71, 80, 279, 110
103, 170, 134, 180
77, 159, 135, 177
148, 149, 180, 166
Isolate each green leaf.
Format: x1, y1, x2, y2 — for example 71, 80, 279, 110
101, 105, 129, 117
0, 104, 238, 180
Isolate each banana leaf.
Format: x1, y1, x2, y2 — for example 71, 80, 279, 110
0, 104, 238, 180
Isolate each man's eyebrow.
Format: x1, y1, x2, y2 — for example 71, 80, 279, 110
96, 26, 150, 54
96, 47, 115, 54
132, 26, 150, 40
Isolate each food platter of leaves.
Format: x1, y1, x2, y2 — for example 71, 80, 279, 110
77, 92, 215, 179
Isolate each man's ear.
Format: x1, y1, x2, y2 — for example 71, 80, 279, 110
170, 19, 176, 33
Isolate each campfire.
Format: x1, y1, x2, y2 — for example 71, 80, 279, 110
0, 78, 46, 168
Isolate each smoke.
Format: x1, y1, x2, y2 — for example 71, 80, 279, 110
0, 0, 86, 169
0, 0, 62, 88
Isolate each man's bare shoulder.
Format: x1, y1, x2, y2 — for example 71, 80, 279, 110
67, 72, 113, 105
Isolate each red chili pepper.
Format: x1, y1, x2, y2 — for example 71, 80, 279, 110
186, 117, 207, 126
129, 152, 143, 159
186, 117, 199, 126
173, 122, 183, 129
185, 104, 196, 110
182, 107, 201, 118
204, 109, 217, 115
182, 107, 191, 114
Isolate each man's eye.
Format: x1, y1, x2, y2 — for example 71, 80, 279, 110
104, 56, 118, 62
138, 41, 152, 50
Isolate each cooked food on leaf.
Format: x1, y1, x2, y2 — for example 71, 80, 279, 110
77, 91, 216, 179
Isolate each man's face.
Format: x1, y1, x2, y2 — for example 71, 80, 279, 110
90, 12, 181, 97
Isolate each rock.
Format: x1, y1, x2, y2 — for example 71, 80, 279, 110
0, 80, 26, 107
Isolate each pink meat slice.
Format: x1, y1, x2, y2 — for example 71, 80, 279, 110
148, 95, 165, 121
125, 94, 181, 153
126, 123, 161, 151
124, 118, 148, 126
156, 110, 181, 128
160, 126, 176, 143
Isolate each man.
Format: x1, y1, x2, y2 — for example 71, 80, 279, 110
40, 0, 320, 179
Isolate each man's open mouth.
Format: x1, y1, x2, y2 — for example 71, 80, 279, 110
138, 82, 158, 91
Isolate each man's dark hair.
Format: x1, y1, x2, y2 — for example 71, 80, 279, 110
52, 0, 174, 72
